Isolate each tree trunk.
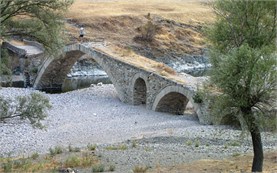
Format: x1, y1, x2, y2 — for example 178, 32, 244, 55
250, 124, 263, 172
242, 108, 264, 172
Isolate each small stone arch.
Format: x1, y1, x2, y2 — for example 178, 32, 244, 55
152, 86, 194, 115
131, 73, 149, 105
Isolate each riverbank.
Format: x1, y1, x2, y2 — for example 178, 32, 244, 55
0, 85, 276, 172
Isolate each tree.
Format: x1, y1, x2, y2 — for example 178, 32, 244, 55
0, 92, 52, 129
0, 0, 72, 128
0, 0, 74, 53
206, 0, 276, 172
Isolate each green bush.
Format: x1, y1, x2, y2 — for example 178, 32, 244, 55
49, 146, 63, 157
30, 152, 39, 160
87, 143, 97, 151
193, 92, 203, 104
91, 164, 105, 172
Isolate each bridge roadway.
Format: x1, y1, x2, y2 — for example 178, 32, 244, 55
33, 42, 211, 124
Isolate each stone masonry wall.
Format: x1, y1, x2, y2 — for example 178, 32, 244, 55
34, 44, 212, 124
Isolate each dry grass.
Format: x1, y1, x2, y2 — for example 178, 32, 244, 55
67, 0, 214, 24
64, 0, 215, 84
65, 0, 214, 55
102, 45, 178, 76
147, 151, 277, 173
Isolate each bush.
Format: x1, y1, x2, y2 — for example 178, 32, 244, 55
30, 152, 39, 160
68, 144, 81, 152
132, 165, 148, 173
49, 146, 63, 157
91, 164, 105, 172
87, 143, 97, 151
134, 20, 159, 42
108, 165, 115, 172
193, 92, 203, 104
64, 156, 81, 167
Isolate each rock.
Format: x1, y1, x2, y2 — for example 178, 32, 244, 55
59, 168, 77, 173
90, 84, 96, 87
97, 82, 103, 86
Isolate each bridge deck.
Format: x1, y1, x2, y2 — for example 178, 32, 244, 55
8, 40, 43, 56
15, 45, 43, 56
82, 42, 204, 89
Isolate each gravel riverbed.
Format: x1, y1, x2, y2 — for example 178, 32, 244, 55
0, 85, 276, 172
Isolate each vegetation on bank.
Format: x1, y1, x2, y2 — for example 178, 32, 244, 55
0, 0, 74, 129
205, 0, 276, 172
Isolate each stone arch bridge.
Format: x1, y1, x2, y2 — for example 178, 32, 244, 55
34, 43, 211, 124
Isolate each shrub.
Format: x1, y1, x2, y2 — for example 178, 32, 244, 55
195, 140, 200, 147
49, 146, 63, 157
105, 144, 127, 150
64, 156, 81, 167
132, 165, 148, 173
2, 159, 13, 172
91, 164, 105, 172
193, 92, 203, 104
30, 152, 39, 160
87, 143, 97, 151
108, 165, 115, 172
134, 20, 159, 42
68, 144, 81, 152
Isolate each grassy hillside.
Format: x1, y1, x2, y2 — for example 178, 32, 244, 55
65, 0, 214, 56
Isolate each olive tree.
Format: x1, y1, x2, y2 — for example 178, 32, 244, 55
0, 0, 73, 128
0, 0, 74, 52
206, 0, 276, 172
0, 93, 52, 129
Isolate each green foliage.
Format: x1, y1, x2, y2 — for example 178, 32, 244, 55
87, 143, 97, 151
105, 144, 128, 150
0, 0, 74, 53
132, 140, 138, 148
0, 92, 52, 129
91, 164, 105, 172
0, 48, 12, 87
2, 159, 12, 172
64, 156, 81, 167
30, 152, 39, 160
0, 48, 12, 76
206, 0, 276, 54
49, 146, 63, 157
68, 144, 81, 152
206, 0, 277, 131
193, 91, 203, 104
206, 1, 276, 171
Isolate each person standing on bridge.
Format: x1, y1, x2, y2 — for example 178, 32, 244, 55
79, 26, 85, 42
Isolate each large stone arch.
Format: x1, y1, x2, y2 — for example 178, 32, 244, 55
131, 73, 149, 105
33, 44, 124, 100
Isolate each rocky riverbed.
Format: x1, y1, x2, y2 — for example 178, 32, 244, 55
0, 85, 276, 172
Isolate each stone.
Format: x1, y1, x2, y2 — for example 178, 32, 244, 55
97, 82, 103, 86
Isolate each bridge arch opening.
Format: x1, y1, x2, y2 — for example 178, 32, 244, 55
154, 92, 189, 115
62, 57, 111, 92
133, 78, 147, 105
